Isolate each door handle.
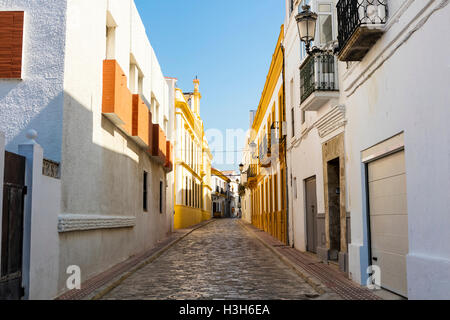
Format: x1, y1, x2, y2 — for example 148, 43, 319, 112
372, 257, 378, 261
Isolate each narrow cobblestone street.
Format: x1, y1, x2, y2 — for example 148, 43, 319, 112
102, 219, 321, 300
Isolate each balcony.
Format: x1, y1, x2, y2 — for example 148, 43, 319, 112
337, 0, 388, 61
246, 164, 258, 188
150, 124, 167, 164
165, 141, 173, 172
132, 94, 151, 148
102, 60, 133, 135
259, 135, 271, 168
300, 53, 339, 111
247, 164, 257, 178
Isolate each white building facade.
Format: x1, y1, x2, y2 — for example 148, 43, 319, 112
284, 0, 450, 299
284, 0, 345, 267
0, 0, 175, 299
211, 169, 230, 218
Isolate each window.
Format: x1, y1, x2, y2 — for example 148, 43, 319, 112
138, 75, 143, 95
280, 168, 286, 210
274, 174, 278, 212
152, 98, 160, 125
185, 177, 188, 206
106, 26, 116, 59
164, 119, 168, 135
294, 177, 298, 199
0, 11, 24, 79
318, 3, 333, 45
143, 171, 148, 211
159, 181, 163, 214
290, 79, 295, 137
291, 108, 295, 137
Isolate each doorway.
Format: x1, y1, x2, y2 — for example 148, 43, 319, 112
305, 177, 318, 254
1, 151, 26, 300
327, 157, 341, 261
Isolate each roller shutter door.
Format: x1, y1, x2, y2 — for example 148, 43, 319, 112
368, 150, 408, 297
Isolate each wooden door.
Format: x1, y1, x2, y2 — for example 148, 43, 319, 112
1, 151, 26, 300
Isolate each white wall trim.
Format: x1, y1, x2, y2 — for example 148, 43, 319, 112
315, 104, 347, 139
58, 214, 136, 233
361, 132, 405, 163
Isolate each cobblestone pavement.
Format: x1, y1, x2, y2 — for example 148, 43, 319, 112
102, 219, 322, 300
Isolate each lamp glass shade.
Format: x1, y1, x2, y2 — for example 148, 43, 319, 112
296, 6, 318, 43
250, 142, 257, 155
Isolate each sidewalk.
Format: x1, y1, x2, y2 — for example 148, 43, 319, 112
56, 219, 215, 300
240, 220, 382, 300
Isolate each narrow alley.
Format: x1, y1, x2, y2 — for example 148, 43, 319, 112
101, 219, 326, 300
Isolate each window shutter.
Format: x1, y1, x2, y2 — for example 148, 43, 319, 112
0, 11, 24, 79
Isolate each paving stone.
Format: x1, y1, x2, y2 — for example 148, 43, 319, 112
102, 219, 322, 300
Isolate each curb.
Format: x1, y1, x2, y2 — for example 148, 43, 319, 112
90, 219, 216, 300
238, 220, 330, 296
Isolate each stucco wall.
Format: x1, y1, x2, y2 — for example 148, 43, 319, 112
29, 174, 61, 300
284, 0, 342, 252
0, 0, 67, 161
343, 1, 450, 298
56, 0, 173, 295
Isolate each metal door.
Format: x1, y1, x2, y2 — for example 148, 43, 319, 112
1, 151, 26, 300
305, 177, 318, 253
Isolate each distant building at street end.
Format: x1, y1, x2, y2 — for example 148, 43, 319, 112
173, 78, 213, 229
211, 168, 232, 218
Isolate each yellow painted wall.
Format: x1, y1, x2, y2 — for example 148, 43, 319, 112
174, 205, 210, 229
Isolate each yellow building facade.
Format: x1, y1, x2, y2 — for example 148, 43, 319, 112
174, 79, 213, 229
243, 26, 288, 244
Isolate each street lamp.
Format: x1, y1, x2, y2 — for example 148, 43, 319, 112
249, 141, 259, 160
296, 5, 318, 55
239, 163, 244, 173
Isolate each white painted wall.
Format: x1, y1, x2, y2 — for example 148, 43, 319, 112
29, 172, 61, 300
284, 0, 342, 251
0, 0, 67, 162
0, 0, 175, 298
342, 0, 450, 299
56, 0, 174, 296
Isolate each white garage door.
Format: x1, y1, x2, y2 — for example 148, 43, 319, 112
368, 150, 408, 297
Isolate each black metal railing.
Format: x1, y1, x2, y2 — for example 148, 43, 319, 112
337, 0, 388, 52
247, 164, 257, 178
258, 134, 271, 162
43, 158, 60, 179
300, 53, 337, 102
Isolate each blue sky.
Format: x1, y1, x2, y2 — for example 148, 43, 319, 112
135, 0, 285, 171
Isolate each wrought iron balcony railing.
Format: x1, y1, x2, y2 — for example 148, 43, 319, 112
337, 0, 388, 57
300, 53, 337, 103
258, 134, 271, 167
247, 164, 258, 179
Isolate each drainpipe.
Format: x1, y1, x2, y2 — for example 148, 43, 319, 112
280, 41, 292, 247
